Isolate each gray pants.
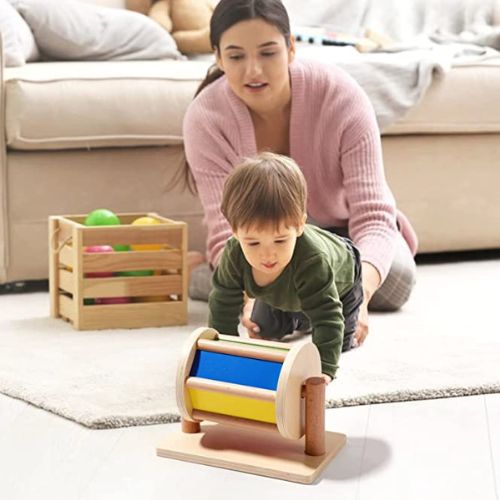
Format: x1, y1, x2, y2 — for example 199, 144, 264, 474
189, 230, 416, 312
322, 227, 417, 312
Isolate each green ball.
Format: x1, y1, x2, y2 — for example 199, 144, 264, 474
113, 244, 131, 252
84, 209, 120, 227
118, 270, 154, 277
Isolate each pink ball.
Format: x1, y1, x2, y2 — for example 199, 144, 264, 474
95, 297, 132, 305
84, 245, 114, 278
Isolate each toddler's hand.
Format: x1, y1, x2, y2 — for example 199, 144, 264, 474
321, 374, 332, 385
241, 298, 262, 338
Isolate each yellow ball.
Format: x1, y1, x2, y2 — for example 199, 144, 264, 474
130, 216, 164, 251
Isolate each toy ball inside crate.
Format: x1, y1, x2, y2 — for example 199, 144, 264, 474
49, 211, 188, 330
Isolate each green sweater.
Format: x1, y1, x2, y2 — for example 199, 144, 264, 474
208, 225, 356, 379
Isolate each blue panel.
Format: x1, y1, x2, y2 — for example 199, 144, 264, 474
190, 350, 282, 390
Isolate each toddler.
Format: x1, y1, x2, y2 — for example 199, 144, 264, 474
208, 152, 363, 382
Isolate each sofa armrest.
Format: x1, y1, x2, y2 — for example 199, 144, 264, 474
0, 34, 9, 282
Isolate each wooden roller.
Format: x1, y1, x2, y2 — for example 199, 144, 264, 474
175, 327, 323, 442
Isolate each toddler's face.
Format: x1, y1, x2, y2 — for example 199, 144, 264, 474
234, 221, 304, 281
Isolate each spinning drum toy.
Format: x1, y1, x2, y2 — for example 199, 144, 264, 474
157, 328, 347, 484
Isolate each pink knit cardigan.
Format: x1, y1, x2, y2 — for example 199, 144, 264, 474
183, 59, 417, 281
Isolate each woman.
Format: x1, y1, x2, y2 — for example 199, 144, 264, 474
184, 0, 418, 347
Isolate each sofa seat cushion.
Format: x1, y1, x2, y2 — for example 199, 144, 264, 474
5, 58, 500, 151
385, 58, 500, 135
4, 59, 211, 150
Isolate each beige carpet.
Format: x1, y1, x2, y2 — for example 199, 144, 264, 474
0, 258, 499, 428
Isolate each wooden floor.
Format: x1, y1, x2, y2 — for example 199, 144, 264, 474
0, 392, 498, 500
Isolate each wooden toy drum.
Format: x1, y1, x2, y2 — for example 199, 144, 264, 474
176, 327, 322, 440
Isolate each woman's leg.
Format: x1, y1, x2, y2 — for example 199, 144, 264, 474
188, 262, 212, 301
368, 231, 417, 311
321, 226, 417, 312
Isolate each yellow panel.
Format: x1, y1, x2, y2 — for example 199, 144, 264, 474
188, 389, 276, 424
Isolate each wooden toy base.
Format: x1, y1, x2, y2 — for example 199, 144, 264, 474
156, 423, 346, 484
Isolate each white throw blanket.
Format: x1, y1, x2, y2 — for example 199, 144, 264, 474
285, 0, 500, 130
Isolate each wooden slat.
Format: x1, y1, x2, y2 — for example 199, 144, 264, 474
59, 215, 87, 226
81, 225, 184, 249
197, 339, 287, 363
59, 294, 74, 322
57, 213, 183, 227
73, 225, 84, 330
78, 300, 187, 330
57, 216, 78, 241
191, 410, 279, 434
59, 244, 74, 269
82, 274, 182, 299
109, 213, 152, 225
218, 334, 292, 351
181, 224, 188, 301
82, 249, 182, 273
49, 217, 60, 318
58, 269, 74, 294
186, 377, 276, 402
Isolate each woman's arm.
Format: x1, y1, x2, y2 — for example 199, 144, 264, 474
183, 102, 238, 268
332, 70, 398, 343
329, 67, 398, 283
341, 126, 398, 283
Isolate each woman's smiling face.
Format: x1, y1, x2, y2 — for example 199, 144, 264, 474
215, 18, 295, 113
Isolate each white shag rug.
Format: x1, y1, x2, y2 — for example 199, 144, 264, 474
0, 258, 499, 429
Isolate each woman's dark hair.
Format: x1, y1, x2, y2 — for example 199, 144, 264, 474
174, 0, 291, 193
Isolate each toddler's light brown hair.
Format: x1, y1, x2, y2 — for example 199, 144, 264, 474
221, 152, 307, 231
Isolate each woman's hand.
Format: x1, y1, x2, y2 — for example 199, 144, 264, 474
353, 298, 369, 347
354, 261, 381, 347
241, 297, 262, 338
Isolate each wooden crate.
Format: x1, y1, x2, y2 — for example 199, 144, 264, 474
49, 212, 188, 330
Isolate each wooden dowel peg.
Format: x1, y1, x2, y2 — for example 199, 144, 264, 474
197, 338, 287, 363
304, 377, 326, 456
192, 410, 279, 434
181, 418, 201, 434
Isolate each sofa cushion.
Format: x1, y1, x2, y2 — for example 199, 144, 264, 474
4, 58, 500, 151
0, 0, 39, 67
385, 58, 500, 135
5, 59, 212, 150
10, 0, 183, 62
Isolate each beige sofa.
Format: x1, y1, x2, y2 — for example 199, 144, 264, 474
1, 20, 500, 286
